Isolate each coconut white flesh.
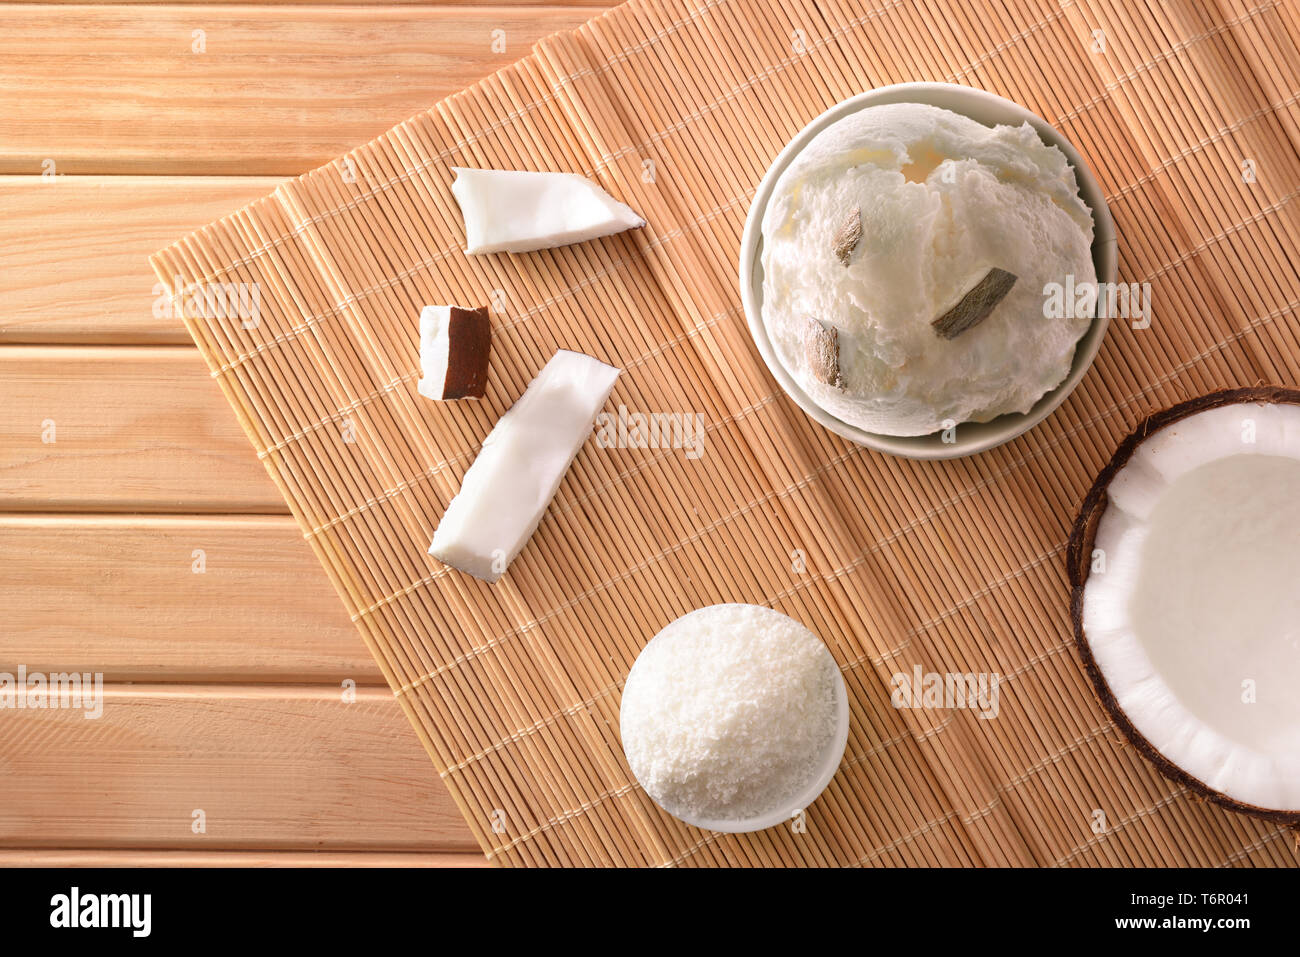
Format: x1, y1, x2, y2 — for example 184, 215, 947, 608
416, 305, 452, 400
1084, 402, 1300, 811
760, 102, 1096, 436
429, 350, 620, 582
450, 167, 645, 255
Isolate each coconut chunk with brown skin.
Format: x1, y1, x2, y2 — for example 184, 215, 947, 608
418, 305, 491, 401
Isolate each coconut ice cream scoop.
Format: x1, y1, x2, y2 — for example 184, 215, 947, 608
760, 102, 1096, 437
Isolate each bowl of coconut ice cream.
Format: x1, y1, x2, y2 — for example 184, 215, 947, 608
740, 83, 1117, 458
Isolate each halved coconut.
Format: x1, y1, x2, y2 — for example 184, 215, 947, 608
1069, 387, 1300, 822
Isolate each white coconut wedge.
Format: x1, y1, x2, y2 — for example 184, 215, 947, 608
450, 167, 645, 255
1069, 387, 1300, 822
429, 349, 620, 583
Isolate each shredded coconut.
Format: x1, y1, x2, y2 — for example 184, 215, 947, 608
620, 604, 839, 823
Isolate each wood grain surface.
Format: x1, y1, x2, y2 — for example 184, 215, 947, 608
0, 514, 380, 681
1, 686, 477, 850
0, 176, 284, 343
0, 0, 605, 867
0, 6, 595, 174
0, 850, 487, 867
2, 346, 281, 511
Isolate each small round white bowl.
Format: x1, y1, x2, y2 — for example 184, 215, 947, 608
622, 604, 850, 834
739, 82, 1118, 459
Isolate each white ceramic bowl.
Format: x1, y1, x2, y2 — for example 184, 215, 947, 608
739, 82, 1118, 459
622, 604, 850, 834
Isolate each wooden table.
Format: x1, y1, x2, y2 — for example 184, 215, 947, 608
1, 0, 608, 868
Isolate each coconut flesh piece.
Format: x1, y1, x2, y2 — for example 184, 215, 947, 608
450, 167, 646, 255
1074, 390, 1300, 818
417, 305, 491, 400
429, 349, 620, 583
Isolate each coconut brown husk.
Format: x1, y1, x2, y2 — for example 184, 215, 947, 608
1067, 385, 1300, 826
441, 305, 491, 400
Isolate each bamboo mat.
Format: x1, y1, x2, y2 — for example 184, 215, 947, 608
151, 0, 1300, 867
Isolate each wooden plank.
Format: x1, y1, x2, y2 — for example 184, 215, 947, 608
0, 176, 284, 344
0, 685, 479, 851
1, 345, 283, 512
4, 0, 602, 5
0, 513, 382, 683
0, 850, 487, 867
7, 0, 606, 5
0, 5, 597, 175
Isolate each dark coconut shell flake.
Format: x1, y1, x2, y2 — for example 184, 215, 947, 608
1067, 385, 1300, 825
